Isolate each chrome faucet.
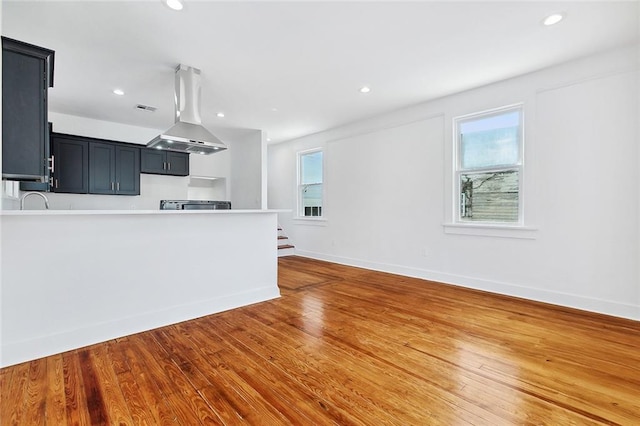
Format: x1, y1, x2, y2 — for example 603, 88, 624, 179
20, 192, 50, 210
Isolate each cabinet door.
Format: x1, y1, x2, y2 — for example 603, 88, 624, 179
51, 136, 88, 193
2, 46, 48, 180
140, 148, 167, 174
89, 142, 115, 194
115, 146, 140, 195
166, 151, 189, 176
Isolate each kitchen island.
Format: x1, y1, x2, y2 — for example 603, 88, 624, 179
0, 209, 282, 367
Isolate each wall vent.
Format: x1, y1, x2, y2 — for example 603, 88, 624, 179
135, 104, 157, 112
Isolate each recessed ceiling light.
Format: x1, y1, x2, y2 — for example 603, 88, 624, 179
543, 13, 564, 26
359, 86, 371, 93
216, 112, 225, 118
165, 0, 184, 11
112, 89, 125, 96
266, 138, 272, 142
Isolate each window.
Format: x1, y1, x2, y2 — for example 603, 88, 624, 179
298, 149, 323, 217
455, 105, 523, 224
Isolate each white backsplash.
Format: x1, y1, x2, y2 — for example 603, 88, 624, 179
187, 177, 227, 201
2, 181, 21, 210
3, 173, 231, 211
5, 174, 201, 211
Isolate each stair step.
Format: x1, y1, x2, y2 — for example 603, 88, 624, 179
278, 244, 295, 250
278, 246, 295, 257
277, 236, 288, 240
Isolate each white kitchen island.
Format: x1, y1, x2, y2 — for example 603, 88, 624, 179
0, 209, 282, 367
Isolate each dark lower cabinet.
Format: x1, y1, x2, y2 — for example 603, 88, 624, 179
2, 37, 54, 181
89, 142, 140, 195
51, 135, 88, 193
141, 148, 189, 176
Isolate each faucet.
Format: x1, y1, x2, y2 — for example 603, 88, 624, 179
20, 192, 50, 210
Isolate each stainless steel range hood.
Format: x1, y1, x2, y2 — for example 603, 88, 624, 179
147, 65, 227, 155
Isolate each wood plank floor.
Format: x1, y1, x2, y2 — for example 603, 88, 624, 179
1, 256, 639, 425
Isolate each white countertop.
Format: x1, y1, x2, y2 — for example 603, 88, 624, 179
0, 209, 289, 216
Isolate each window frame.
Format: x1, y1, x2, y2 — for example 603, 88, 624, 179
454, 104, 525, 226
296, 148, 324, 219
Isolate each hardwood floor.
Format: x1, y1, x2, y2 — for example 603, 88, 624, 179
1, 256, 639, 425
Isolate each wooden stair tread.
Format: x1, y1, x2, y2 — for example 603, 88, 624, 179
278, 236, 288, 240
278, 244, 295, 250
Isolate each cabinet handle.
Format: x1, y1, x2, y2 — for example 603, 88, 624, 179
55, 179, 58, 189
168, 162, 171, 171
163, 162, 167, 170
111, 182, 114, 191
49, 155, 55, 173
117, 182, 120, 191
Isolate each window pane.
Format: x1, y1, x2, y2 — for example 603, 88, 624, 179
301, 151, 323, 184
460, 111, 519, 169
460, 170, 518, 222
302, 183, 322, 216
304, 206, 322, 217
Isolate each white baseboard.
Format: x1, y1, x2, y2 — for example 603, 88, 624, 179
295, 250, 640, 322
1, 286, 280, 368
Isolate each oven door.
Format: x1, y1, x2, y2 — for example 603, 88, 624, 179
182, 201, 231, 210
160, 200, 231, 210
182, 203, 214, 210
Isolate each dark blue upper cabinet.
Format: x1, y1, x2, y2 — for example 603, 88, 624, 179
89, 142, 116, 194
52, 133, 140, 196
166, 151, 189, 176
141, 148, 189, 176
114, 145, 140, 195
2, 37, 54, 182
51, 134, 88, 194
89, 142, 140, 196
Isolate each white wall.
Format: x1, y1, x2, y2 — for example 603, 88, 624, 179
230, 129, 266, 209
268, 45, 640, 320
49, 111, 158, 145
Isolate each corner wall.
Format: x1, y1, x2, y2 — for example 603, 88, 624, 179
0, 0, 4, 367
268, 45, 640, 320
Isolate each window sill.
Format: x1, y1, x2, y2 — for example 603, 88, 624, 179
294, 217, 328, 226
443, 223, 538, 239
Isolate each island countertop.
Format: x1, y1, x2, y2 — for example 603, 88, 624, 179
0, 207, 284, 367
0, 208, 289, 216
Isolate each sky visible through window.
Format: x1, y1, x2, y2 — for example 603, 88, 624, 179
460, 111, 520, 169
301, 151, 323, 184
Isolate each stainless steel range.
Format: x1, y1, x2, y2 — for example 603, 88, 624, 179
160, 200, 231, 210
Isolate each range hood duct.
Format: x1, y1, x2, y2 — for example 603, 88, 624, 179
147, 65, 227, 155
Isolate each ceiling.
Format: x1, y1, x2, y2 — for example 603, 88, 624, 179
2, 1, 638, 144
